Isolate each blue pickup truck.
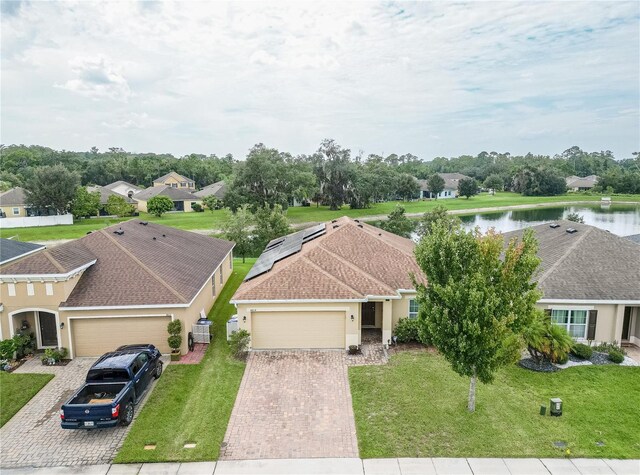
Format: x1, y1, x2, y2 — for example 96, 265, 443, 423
60, 344, 163, 429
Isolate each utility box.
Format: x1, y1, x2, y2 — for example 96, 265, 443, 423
226, 315, 239, 341
550, 398, 563, 417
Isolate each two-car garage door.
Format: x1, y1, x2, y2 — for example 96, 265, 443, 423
71, 316, 172, 357
251, 311, 345, 349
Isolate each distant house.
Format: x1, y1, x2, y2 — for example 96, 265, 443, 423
193, 180, 227, 201
103, 180, 143, 199
153, 172, 195, 190
417, 173, 472, 199
0, 187, 31, 218
86, 186, 138, 215
565, 175, 599, 191
0, 187, 73, 228
133, 185, 202, 213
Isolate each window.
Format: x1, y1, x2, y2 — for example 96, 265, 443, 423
12, 207, 20, 215
8, 283, 16, 297
46, 283, 54, 296
229, 253, 233, 269
551, 309, 588, 338
180, 182, 186, 187
27, 283, 34, 296
212, 275, 216, 296
220, 266, 223, 284
408, 299, 419, 319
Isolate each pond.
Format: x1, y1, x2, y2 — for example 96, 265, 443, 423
457, 204, 640, 236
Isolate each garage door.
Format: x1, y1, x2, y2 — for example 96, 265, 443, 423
71, 316, 172, 357
251, 311, 345, 349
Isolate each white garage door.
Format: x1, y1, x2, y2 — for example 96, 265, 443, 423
71, 316, 172, 357
251, 311, 345, 349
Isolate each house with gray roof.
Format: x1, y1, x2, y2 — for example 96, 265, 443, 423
503, 220, 640, 347
417, 173, 472, 199
565, 175, 599, 191
193, 180, 227, 202
87, 185, 138, 215
133, 185, 202, 213
103, 180, 143, 199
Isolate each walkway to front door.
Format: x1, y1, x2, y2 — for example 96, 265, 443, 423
220, 351, 359, 460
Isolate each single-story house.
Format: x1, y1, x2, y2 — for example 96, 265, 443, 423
0, 187, 29, 218
0, 221, 234, 357
133, 186, 202, 212
503, 221, 640, 346
87, 186, 138, 215
103, 180, 143, 199
153, 171, 195, 190
231, 217, 425, 349
0, 238, 45, 267
193, 180, 227, 202
417, 173, 471, 199
565, 175, 599, 191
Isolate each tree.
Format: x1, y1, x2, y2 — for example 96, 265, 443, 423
314, 139, 353, 210
395, 173, 420, 201
71, 187, 101, 219
25, 164, 80, 214
415, 205, 460, 238
253, 204, 291, 251
414, 222, 541, 412
512, 166, 566, 196
566, 212, 585, 223
457, 178, 479, 199
147, 195, 174, 217
222, 205, 254, 263
202, 195, 221, 212
426, 174, 445, 199
106, 194, 135, 217
483, 174, 504, 192
378, 205, 415, 238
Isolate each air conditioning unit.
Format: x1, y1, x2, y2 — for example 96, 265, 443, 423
226, 315, 239, 341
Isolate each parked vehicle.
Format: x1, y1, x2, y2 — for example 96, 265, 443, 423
60, 344, 163, 429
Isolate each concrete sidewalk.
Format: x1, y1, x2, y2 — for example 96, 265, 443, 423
3, 458, 639, 475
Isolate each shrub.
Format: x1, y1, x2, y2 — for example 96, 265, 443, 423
523, 311, 573, 363
13, 331, 36, 359
0, 339, 17, 361
191, 203, 203, 212
592, 342, 626, 355
394, 318, 421, 343
229, 329, 250, 359
608, 349, 624, 364
147, 195, 174, 217
556, 353, 569, 364
41, 347, 68, 365
571, 343, 593, 360
167, 320, 183, 353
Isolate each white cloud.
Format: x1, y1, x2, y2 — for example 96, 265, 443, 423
57, 55, 131, 102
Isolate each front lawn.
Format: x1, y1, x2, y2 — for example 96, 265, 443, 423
349, 351, 640, 459
114, 258, 255, 463
0, 372, 54, 427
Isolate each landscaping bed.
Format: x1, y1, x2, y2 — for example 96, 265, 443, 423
0, 372, 54, 427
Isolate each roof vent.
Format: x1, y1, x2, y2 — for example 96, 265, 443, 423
331, 219, 337, 223
354, 219, 360, 223
549, 223, 560, 229
86, 231, 92, 235
378, 233, 382, 236
140, 221, 148, 226
566, 228, 578, 234
333, 224, 339, 229
113, 228, 124, 235
153, 237, 157, 241
357, 224, 363, 228
162, 234, 166, 237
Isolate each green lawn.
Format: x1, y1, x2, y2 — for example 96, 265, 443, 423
114, 258, 254, 463
0, 372, 54, 427
350, 351, 640, 459
2, 192, 639, 242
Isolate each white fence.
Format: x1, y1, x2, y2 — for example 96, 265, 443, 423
0, 214, 74, 228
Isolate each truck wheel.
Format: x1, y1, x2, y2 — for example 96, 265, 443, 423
120, 402, 134, 426
154, 361, 163, 379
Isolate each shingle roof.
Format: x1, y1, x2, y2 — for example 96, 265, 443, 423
0, 187, 27, 206
232, 217, 425, 302
153, 172, 194, 184
565, 175, 599, 188
417, 173, 472, 191
193, 181, 227, 199
502, 220, 640, 301
625, 234, 640, 244
0, 238, 45, 265
103, 181, 143, 193
87, 186, 137, 204
1, 221, 235, 307
133, 185, 198, 201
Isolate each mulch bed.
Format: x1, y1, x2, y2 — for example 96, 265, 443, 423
2, 358, 28, 373
41, 359, 71, 367
519, 357, 558, 372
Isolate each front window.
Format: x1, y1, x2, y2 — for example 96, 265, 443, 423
12, 207, 19, 215
212, 275, 216, 296
551, 309, 588, 338
408, 299, 419, 319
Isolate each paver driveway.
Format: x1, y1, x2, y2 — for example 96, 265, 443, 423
221, 350, 359, 460
0, 356, 164, 469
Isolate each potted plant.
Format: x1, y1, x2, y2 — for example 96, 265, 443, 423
348, 345, 360, 355
167, 320, 183, 361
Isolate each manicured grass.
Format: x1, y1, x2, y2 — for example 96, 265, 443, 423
2, 192, 639, 242
349, 351, 640, 459
0, 372, 54, 427
114, 258, 255, 463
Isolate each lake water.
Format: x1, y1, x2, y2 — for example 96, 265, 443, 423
457, 204, 640, 236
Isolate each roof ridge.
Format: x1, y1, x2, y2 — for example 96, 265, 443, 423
42, 250, 66, 272
300, 255, 365, 298
538, 227, 592, 284
341, 221, 416, 258
98, 229, 188, 303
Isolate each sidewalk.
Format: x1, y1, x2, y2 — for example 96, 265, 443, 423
3, 458, 639, 475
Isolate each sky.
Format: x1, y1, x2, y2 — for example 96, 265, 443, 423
1, 1, 639, 160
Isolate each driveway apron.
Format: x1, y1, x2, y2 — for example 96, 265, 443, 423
221, 350, 359, 460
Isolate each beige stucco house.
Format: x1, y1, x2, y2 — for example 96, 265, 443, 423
133, 186, 202, 213
0, 221, 234, 358
0, 187, 30, 218
103, 180, 143, 199
565, 175, 599, 192
153, 171, 195, 190
231, 217, 425, 349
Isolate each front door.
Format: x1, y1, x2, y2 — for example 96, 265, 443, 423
622, 307, 631, 341
38, 312, 58, 347
362, 302, 376, 327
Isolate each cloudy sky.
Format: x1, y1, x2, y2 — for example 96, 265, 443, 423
1, 1, 638, 160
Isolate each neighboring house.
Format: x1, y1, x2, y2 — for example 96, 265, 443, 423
565, 175, 599, 191
193, 180, 227, 201
0, 238, 45, 267
87, 186, 138, 215
133, 186, 202, 212
103, 180, 143, 199
0, 187, 41, 218
503, 221, 640, 346
417, 173, 472, 199
153, 171, 195, 190
0, 221, 234, 356
231, 217, 425, 349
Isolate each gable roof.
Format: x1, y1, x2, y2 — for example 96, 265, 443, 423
87, 186, 137, 204
418, 173, 472, 191
193, 180, 227, 199
133, 185, 198, 202
503, 220, 640, 301
565, 175, 599, 188
1, 221, 234, 308
0, 238, 45, 266
0, 187, 27, 206
103, 180, 143, 193
232, 217, 424, 302
153, 171, 194, 184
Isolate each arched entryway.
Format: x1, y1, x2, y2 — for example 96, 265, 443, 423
9, 309, 60, 349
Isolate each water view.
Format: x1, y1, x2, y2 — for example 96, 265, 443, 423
457, 204, 640, 236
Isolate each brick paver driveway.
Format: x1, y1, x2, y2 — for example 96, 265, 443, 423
0, 356, 164, 469
221, 350, 359, 460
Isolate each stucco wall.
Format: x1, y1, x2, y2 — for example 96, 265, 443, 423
0, 205, 27, 218
537, 302, 620, 343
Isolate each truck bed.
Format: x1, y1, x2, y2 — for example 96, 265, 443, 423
68, 383, 126, 405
